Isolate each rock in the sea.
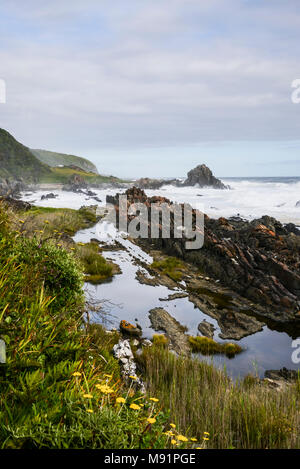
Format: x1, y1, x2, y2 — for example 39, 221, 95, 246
197, 320, 216, 339
183, 164, 227, 189
41, 193, 58, 200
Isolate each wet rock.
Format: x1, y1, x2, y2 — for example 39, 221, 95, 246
264, 367, 299, 382
189, 293, 264, 340
136, 269, 176, 290
149, 307, 190, 355
198, 320, 216, 339
159, 292, 188, 301
119, 320, 142, 338
263, 367, 299, 390
41, 192, 58, 200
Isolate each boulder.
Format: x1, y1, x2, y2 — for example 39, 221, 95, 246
197, 320, 216, 339
183, 164, 228, 189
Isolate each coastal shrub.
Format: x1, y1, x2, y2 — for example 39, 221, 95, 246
12, 237, 83, 310
151, 257, 183, 282
188, 335, 242, 357
77, 242, 113, 284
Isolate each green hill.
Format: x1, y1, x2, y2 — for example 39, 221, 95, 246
0, 128, 123, 186
31, 149, 99, 175
0, 128, 49, 182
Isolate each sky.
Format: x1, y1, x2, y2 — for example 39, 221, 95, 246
0, 0, 300, 178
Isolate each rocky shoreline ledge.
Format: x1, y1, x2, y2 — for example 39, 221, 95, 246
107, 187, 300, 331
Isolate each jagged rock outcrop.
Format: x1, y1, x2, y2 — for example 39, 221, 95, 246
135, 177, 180, 190
108, 187, 300, 325
183, 164, 227, 189
134, 164, 228, 190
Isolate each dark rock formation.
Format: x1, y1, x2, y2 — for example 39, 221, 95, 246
198, 320, 216, 339
265, 367, 299, 382
108, 187, 300, 325
41, 193, 58, 200
183, 164, 227, 189
134, 164, 228, 190
0, 196, 32, 211
135, 177, 180, 190
149, 307, 190, 355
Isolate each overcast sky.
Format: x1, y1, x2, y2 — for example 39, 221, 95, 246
1, 0, 300, 178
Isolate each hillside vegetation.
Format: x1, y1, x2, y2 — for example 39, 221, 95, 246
0, 129, 49, 182
31, 149, 99, 175
0, 129, 122, 186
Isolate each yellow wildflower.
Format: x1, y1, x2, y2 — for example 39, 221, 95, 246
177, 435, 188, 442
72, 372, 81, 377
83, 394, 93, 399
104, 374, 112, 378
96, 384, 114, 394
116, 397, 126, 404
19, 220, 25, 224
204, 431, 210, 435
171, 439, 177, 445
170, 423, 176, 428
44, 220, 50, 224
129, 403, 141, 410
86, 409, 93, 413
190, 438, 197, 442
129, 375, 137, 380
149, 397, 159, 402
203, 437, 209, 441
164, 431, 175, 437
147, 417, 156, 424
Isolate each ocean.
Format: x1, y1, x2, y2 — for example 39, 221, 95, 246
21, 177, 300, 226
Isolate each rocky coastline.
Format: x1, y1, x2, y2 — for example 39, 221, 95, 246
135, 164, 228, 190
107, 187, 300, 331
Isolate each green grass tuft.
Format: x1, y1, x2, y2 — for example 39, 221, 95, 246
188, 335, 243, 357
